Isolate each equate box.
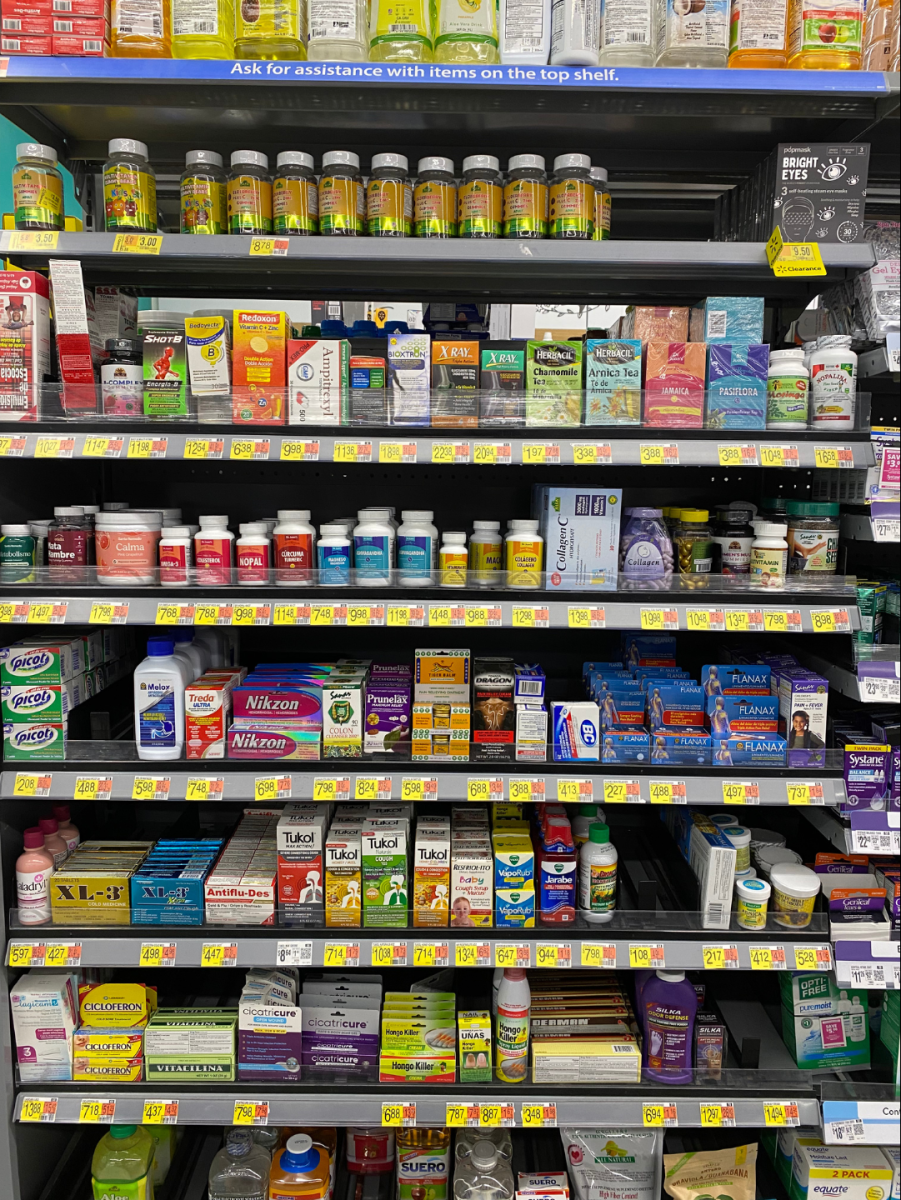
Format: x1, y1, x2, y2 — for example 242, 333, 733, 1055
792, 1146, 893, 1200
413, 825, 450, 927
185, 678, 232, 759
0, 270, 51, 422
325, 824, 362, 927
232, 308, 287, 425
288, 338, 349, 424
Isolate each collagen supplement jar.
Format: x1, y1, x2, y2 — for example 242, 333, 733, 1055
787, 501, 840, 574
95, 511, 162, 585
769, 862, 820, 928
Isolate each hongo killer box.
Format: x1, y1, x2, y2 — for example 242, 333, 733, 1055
0, 271, 50, 421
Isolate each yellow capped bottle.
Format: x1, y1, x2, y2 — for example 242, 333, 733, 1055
728, 0, 789, 66
318, 150, 364, 236
550, 152, 594, 240
503, 153, 548, 239
172, 0, 235, 57
369, 0, 433, 61
181, 150, 227, 235
13, 142, 64, 231
235, 0, 307, 59
228, 150, 273, 235
787, 0, 863, 67
367, 153, 412, 237
458, 154, 502, 239
414, 156, 457, 238
103, 138, 157, 232
111, 0, 171, 56
273, 151, 319, 235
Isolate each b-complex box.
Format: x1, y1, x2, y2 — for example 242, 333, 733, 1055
431, 338, 479, 427
232, 309, 287, 425
143, 330, 187, 417
0, 270, 50, 422
706, 343, 768, 429
584, 338, 641, 425
525, 340, 582, 426
325, 825, 362, 927
534, 486, 622, 589
362, 822, 409, 928
472, 657, 515, 762
11, 971, 78, 1081
288, 338, 349, 424
690, 296, 765, 344
322, 676, 363, 758
644, 341, 706, 427
387, 333, 430, 426
414, 825, 450, 927
277, 811, 327, 927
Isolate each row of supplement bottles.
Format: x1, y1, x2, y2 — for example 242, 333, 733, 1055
180, 149, 611, 240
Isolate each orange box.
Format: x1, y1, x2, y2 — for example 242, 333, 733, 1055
232, 309, 287, 425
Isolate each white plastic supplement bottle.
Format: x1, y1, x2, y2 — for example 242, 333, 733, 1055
495, 968, 531, 1083
318, 523, 352, 586
353, 510, 393, 586
810, 336, 858, 430
572, 803, 607, 845
578, 821, 618, 923
439, 531, 469, 587
192, 627, 229, 668
358, 507, 397, 566
236, 521, 271, 586
469, 520, 503, 586
767, 348, 809, 430
550, 0, 600, 63
194, 515, 234, 586
134, 636, 186, 761
750, 522, 789, 586
273, 509, 316, 586
506, 519, 544, 588
158, 525, 193, 587
500, 0, 551, 63
397, 510, 438, 586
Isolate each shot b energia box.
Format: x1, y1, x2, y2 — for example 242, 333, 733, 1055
143, 330, 187, 417
232, 309, 287, 425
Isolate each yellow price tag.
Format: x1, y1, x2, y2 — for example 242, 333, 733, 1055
185, 777, 219, 801
466, 778, 500, 802
139, 944, 173, 968
445, 1103, 477, 1128
815, 446, 840, 469
455, 943, 482, 967
473, 443, 498, 465
771, 241, 826, 277
494, 943, 528, 968
508, 778, 538, 802
649, 781, 685, 805
35, 437, 65, 458
535, 943, 571, 969
750, 945, 787, 971
640, 609, 672, 631
479, 1104, 502, 1127
581, 943, 615, 968
8, 944, 34, 967
233, 1100, 270, 1126
324, 943, 356, 967
249, 238, 276, 256
20, 1097, 56, 1122
400, 778, 426, 801
629, 945, 664, 969
132, 777, 168, 801
44, 943, 75, 968
112, 233, 163, 254
13, 775, 41, 797
464, 606, 489, 628
382, 1102, 416, 1128
311, 605, 335, 626
80, 1099, 115, 1123
604, 779, 639, 804
73, 777, 101, 800
521, 1103, 557, 1128
702, 944, 738, 970
722, 780, 758, 804
372, 942, 407, 968
334, 442, 359, 463
557, 779, 591, 802
639, 445, 665, 466
273, 604, 305, 625
413, 944, 437, 967
429, 605, 452, 627
794, 946, 830, 971
313, 777, 341, 801
142, 1100, 178, 1125
522, 444, 547, 464
9, 230, 60, 251
200, 943, 236, 967
642, 1104, 677, 1128
787, 784, 812, 805
764, 1103, 799, 1127
700, 1103, 735, 1128
83, 436, 114, 457
718, 445, 743, 467
254, 776, 289, 803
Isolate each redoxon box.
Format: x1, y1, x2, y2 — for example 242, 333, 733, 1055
288, 338, 350, 424
232, 308, 287, 424
362, 822, 409, 928
11, 971, 78, 1081
472, 657, 515, 762
0, 270, 51, 421
415, 649, 471, 703
325, 825, 362, 928
387, 333, 430, 426
185, 314, 231, 397
431, 338, 479, 427
143, 329, 187, 417
584, 338, 641, 425
414, 824, 450, 927
277, 811, 327, 927
238, 1003, 303, 1082
322, 676, 363, 758
660, 807, 735, 929
526, 339, 582, 426
535, 486, 623, 589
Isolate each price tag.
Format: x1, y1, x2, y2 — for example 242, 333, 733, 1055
382, 1102, 417, 1127
703, 944, 739, 970
604, 779, 641, 804
413, 943, 449, 968
725, 608, 764, 633
446, 1103, 481, 1128
230, 438, 271, 461
131, 776, 170, 801
255, 776, 291, 803
473, 442, 512, 465
568, 606, 606, 629
557, 778, 593, 802
763, 609, 801, 633
72, 776, 111, 802
432, 442, 471, 465
814, 445, 854, 470
313, 777, 350, 801
786, 781, 825, 806
88, 601, 129, 625
521, 1103, 558, 1128
333, 441, 373, 463
429, 604, 464, 627
127, 436, 167, 459
112, 233, 163, 254
511, 606, 550, 629
794, 945, 832, 971
842, 961, 901, 989
8, 943, 39, 967
717, 444, 759, 468
464, 605, 502, 628
26, 601, 68, 625
522, 442, 560, 464
35, 436, 74, 459
685, 608, 725, 633
233, 604, 271, 627
8, 230, 59, 251
750, 945, 787, 971
201, 942, 237, 967
142, 1099, 179, 1125
371, 942, 408, 968
643, 1103, 678, 1128
872, 517, 900, 544
83, 435, 123, 458
639, 443, 679, 466
156, 606, 193, 633
324, 942, 360, 967
387, 605, 425, 627
273, 604, 311, 626
79, 1099, 116, 1124
355, 776, 392, 801
44, 942, 81, 968
0, 601, 26, 624
700, 1102, 736, 1128
508, 778, 544, 802
400, 778, 438, 802
649, 780, 687, 806
194, 603, 229, 626
455, 942, 491, 968
764, 1102, 800, 1127
629, 944, 665, 969
769, 237, 826, 278
467, 778, 503, 802
280, 440, 320, 462
494, 943, 530, 968
825, 1118, 867, 1144
760, 444, 800, 468
347, 605, 385, 627
311, 605, 341, 627
185, 777, 224, 801
139, 943, 176, 968
379, 441, 417, 464
233, 1101, 271, 1125
572, 443, 612, 465
722, 780, 759, 805
581, 943, 617, 969
479, 1102, 515, 1128
20, 1097, 57, 1123
13, 773, 51, 797
860, 674, 901, 704
248, 237, 289, 257
275, 941, 313, 968
640, 608, 678, 632
535, 943, 571, 969
810, 609, 851, 633
0, 435, 27, 457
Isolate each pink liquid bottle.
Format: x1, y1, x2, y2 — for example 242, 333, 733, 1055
16, 829, 54, 925
51, 805, 80, 853
39, 817, 68, 868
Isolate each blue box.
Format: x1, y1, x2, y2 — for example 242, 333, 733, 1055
649, 727, 711, 765
646, 682, 706, 730
584, 338, 642, 425
588, 671, 635, 700
706, 343, 769, 430
702, 665, 772, 697
706, 694, 779, 737
130, 839, 222, 925
514, 664, 546, 702
711, 735, 787, 767
582, 661, 626, 689
690, 296, 765, 344
622, 634, 677, 668
598, 687, 645, 728
552, 701, 600, 761
600, 725, 649, 763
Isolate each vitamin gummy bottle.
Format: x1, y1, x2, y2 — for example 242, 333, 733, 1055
103, 139, 157, 233
172, 0, 235, 57
111, 0, 171, 56
13, 143, 64, 231
180, 150, 227, 235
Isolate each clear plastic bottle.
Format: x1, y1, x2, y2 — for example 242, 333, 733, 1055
369, 0, 433, 59
209, 1129, 270, 1200
655, 0, 729, 66
505, 519, 544, 587
500, 0, 551, 62
414, 157, 457, 238
234, 0, 307, 58
599, 0, 654, 64
578, 821, 618, 923
111, 0, 171, 56
367, 153, 412, 238
13, 143, 64, 231
180, 150, 227, 235
503, 155, 548, 240
134, 637, 187, 761
728, 0, 789, 66
439, 531, 469, 587
172, 628, 207, 681
591, 167, 611, 240
550, 153, 594, 240
469, 520, 503, 586
550, 0, 600, 63
458, 155, 503, 239
308, 0, 368, 59
787, 0, 862, 67
228, 151, 273, 236
674, 509, 714, 576
619, 506, 674, 584
273, 152, 319, 236
92, 1126, 156, 1200
273, 510, 317, 586
434, 0, 499, 61
172, 0, 235, 57
453, 1140, 515, 1200
397, 510, 438, 586
103, 139, 157, 232
319, 151, 365, 237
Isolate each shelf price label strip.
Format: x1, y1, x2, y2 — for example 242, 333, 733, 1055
702, 944, 739, 970
372, 942, 409, 968
324, 942, 361, 967
201, 942, 237, 967
493, 943, 530, 968
79, 1099, 116, 1124
142, 1100, 179, 1125
233, 1101, 270, 1126
445, 1102, 515, 1128
19, 1097, 57, 1123
13, 773, 53, 797
643, 1102, 678, 1127
455, 942, 491, 968
521, 1103, 558, 1128
700, 1102, 736, 1128
413, 942, 449, 968
750, 945, 787, 971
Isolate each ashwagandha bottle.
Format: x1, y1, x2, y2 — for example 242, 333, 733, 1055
458, 155, 502, 239
599, 0, 654, 65
172, 0, 235, 57
550, 153, 594, 240
319, 151, 365, 236
591, 166, 611, 240
13, 143, 64, 231
103, 139, 157, 232
414, 157, 457, 238
503, 154, 548, 239
369, 0, 434, 60
308, 0, 368, 60
180, 150, 227, 235
227, 150, 272, 235
273, 151, 319, 235
367, 153, 412, 237
234, 0, 307, 59
655, 0, 729, 66
728, 0, 789, 67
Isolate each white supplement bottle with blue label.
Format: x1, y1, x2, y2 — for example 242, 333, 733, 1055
397, 509, 438, 586
318, 523, 352, 586
134, 636, 186, 760
353, 510, 392, 585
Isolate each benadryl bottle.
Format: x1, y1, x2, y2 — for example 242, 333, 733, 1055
397, 509, 438, 587
353, 511, 393, 586
134, 637, 186, 760
655, 0, 728, 66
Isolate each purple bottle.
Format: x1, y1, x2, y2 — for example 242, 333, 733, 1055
620, 508, 673, 583
641, 969, 698, 1083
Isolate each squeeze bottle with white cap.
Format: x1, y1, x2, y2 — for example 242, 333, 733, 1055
308, 0, 368, 60
134, 637, 186, 761
550, 0, 600, 64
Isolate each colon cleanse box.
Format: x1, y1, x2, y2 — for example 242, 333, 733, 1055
534, 486, 623, 588
584, 339, 641, 425
644, 342, 706, 427
706, 344, 769, 429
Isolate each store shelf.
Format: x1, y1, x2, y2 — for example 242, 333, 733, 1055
821, 1087, 901, 1146
802, 806, 900, 856
0, 233, 877, 301
834, 939, 900, 989
858, 334, 901, 379
841, 512, 901, 544
795, 647, 900, 703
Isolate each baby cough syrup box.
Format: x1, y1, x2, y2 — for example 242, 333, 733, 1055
451, 845, 493, 927
0, 271, 50, 422
288, 338, 349, 425
232, 309, 287, 424
644, 341, 706, 428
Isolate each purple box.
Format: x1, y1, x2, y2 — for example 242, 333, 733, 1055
891, 748, 900, 813
822, 874, 887, 913
301, 1003, 380, 1079
232, 682, 323, 727
843, 744, 891, 812
364, 681, 411, 755
238, 1004, 303, 1082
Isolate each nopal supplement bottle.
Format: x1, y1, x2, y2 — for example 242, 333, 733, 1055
227, 150, 272, 235
13, 143, 64, 231
414, 157, 457, 238
458, 155, 502, 239
503, 154, 549, 239
273, 151, 319, 235
103, 138, 157, 232
367, 153, 413, 237
180, 150, 227, 234
550, 154, 595, 239
319, 151, 364, 236
810, 336, 857, 429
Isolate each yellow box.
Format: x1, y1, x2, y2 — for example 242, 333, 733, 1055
414, 649, 470, 702
74, 1028, 145, 1059
79, 983, 156, 1029
50, 870, 135, 925
325, 826, 362, 929
459, 1011, 492, 1082
412, 703, 471, 731
73, 1057, 144, 1083
531, 1038, 641, 1083
491, 803, 523, 825
378, 1052, 456, 1083
232, 308, 287, 425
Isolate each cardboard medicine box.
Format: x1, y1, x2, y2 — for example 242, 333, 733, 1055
431, 338, 479, 428
584, 338, 641, 425
143, 330, 187, 417
0, 270, 50, 422
288, 338, 349, 425
232, 309, 287, 424
525, 339, 582, 426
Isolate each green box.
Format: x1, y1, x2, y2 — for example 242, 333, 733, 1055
143, 331, 188, 417
525, 340, 582, 426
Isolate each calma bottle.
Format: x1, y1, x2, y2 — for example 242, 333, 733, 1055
134, 637, 186, 761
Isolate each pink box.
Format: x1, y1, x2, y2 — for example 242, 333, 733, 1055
0, 271, 51, 422
644, 341, 706, 428
0, 31, 49, 49
2, 0, 52, 13
2, 14, 51, 32
232, 682, 322, 728
52, 0, 108, 14
51, 31, 107, 51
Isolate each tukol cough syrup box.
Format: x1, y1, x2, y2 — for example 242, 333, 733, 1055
232, 309, 287, 425
413, 824, 451, 927
362, 822, 409, 928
